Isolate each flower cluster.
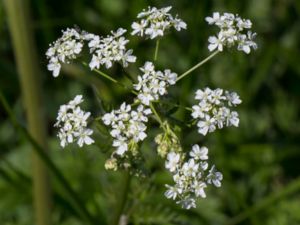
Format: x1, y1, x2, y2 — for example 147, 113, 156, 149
54, 95, 94, 148
165, 145, 223, 209
134, 62, 177, 105
206, 12, 257, 54
48, 7, 254, 211
84, 28, 136, 70
102, 62, 177, 170
46, 28, 84, 77
191, 88, 242, 136
102, 103, 152, 158
46, 27, 136, 77
131, 6, 186, 39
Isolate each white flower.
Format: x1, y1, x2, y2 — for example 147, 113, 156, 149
195, 88, 212, 101
225, 91, 242, 106
102, 111, 116, 125
165, 152, 180, 172
121, 49, 137, 67
190, 145, 208, 160
89, 54, 101, 70
227, 111, 239, 127
208, 88, 226, 105
205, 12, 221, 25
113, 136, 128, 156
145, 23, 164, 39
191, 105, 205, 119
178, 198, 196, 209
131, 105, 151, 122
128, 121, 147, 141
193, 181, 207, 198
200, 161, 209, 171
76, 129, 94, 147
237, 17, 252, 30
208, 33, 224, 51
182, 159, 199, 177
173, 17, 187, 31
165, 184, 181, 200
47, 58, 61, 77
164, 69, 177, 85
207, 165, 223, 187
138, 92, 154, 106
197, 115, 216, 136
131, 20, 148, 36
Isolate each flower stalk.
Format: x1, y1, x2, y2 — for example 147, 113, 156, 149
154, 39, 160, 61
176, 50, 219, 82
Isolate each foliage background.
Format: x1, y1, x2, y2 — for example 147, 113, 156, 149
0, 0, 300, 224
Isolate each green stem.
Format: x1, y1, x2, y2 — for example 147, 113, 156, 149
226, 176, 300, 225
154, 39, 160, 61
176, 50, 219, 82
3, 1, 52, 224
0, 91, 98, 225
150, 103, 166, 129
82, 62, 138, 95
111, 172, 131, 225
83, 62, 118, 83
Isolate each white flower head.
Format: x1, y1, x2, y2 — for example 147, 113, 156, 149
102, 101, 152, 160
164, 145, 223, 209
46, 28, 84, 77
134, 61, 177, 106
85, 28, 136, 70
192, 88, 241, 136
131, 6, 186, 39
55, 95, 94, 148
206, 12, 257, 54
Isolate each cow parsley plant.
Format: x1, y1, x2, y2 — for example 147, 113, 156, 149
48, 6, 257, 209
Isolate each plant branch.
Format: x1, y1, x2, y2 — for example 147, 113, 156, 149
150, 102, 166, 130
176, 50, 219, 82
154, 39, 160, 61
82, 62, 138, 95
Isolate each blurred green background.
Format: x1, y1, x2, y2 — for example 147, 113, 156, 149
1, 0, 300, 224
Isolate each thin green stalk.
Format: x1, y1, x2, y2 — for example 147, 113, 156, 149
111, 172, 131, 225
176, 50, 219, 82
82, 62, 138, 95
82, 62, 118, 83
154, 39, 160, 61
226, 177, 300, 225
3, 1, 52, 224
150, 103, 166, 130
0, 92, 98, 225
